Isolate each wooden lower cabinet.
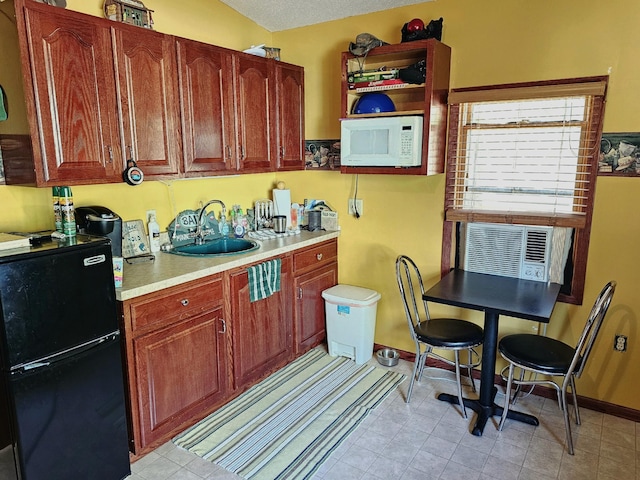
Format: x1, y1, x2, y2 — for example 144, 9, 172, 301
133, 310, 226, 448
228, 256, 293, 390
294, 263, 337, 354
120, 275, 228, 454
120, 241, 337, 455
292, 239, 338, 355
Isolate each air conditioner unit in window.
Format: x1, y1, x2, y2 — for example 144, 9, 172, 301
460, 223, 553, 282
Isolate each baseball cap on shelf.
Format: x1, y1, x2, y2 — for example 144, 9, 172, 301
348, 33, 389, 57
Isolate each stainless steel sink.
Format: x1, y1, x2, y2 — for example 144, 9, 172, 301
168, 238, 259, 257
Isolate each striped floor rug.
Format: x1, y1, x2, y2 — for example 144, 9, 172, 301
173, 348, 405, 480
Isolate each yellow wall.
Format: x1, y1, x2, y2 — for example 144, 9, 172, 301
1, 0, 639, 410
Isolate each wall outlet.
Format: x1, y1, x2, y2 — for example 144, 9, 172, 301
146, 209, 156, 223
614, 334, 627, 352
348, 199, 363, 217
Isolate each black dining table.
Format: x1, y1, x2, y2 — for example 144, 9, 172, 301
423, 269, 561, 436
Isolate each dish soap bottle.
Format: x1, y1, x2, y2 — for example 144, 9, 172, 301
148, 214, 161, 253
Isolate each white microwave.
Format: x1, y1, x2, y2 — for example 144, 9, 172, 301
340, 116, 423, 167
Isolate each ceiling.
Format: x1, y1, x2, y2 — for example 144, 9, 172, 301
218, 0, 432, 32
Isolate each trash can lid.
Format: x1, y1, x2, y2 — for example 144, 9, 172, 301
321, 284, 381, 306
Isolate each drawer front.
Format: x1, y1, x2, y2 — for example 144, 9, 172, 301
293, 240, 337, 274
130, 276, 223, 331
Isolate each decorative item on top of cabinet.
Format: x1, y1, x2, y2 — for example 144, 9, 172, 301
103, 0, 154, 29
340, 39, 450, 176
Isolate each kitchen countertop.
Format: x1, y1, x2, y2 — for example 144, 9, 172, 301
116, 230, 340, 301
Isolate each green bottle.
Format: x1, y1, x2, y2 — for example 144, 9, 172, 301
59, 186, 76, 237
52, 186, 63, 233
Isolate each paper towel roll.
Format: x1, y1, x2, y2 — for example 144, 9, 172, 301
273, 189, 291, 228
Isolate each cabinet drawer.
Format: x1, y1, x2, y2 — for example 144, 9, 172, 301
293, 240, 337, 274
129, 276, 222, 331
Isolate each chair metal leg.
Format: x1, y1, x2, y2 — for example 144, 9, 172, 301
561, 385, 575, 455
511, 368, 526, 405
498, 363, 515, 431
570, 375, 581, 425
406, 350, 422, 403
454, 350, 467, 418
466, 348, 477, 392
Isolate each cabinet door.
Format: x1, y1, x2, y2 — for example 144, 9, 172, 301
275, 63, 305, 170
23, 3, 121, 184
234, 54, 275, 172
177, 38, 236, 176
229, 256, 292, 389
294, 262, 337, 355
112, 25, 181, 177
133, 310, 227, 449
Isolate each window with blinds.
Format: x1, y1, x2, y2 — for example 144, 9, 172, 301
445, 77, 607, 228
441, 76, 608, 305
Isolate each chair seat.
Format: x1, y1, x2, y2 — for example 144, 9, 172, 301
416, 318, 483, 349
499, 334, 577, 375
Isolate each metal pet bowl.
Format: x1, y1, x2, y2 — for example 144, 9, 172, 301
376, 348, 400, 367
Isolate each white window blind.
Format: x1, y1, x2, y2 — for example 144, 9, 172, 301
445, 77, 607, 228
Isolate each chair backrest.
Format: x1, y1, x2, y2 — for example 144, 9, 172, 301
571, 281, 616, 378
396, 255, 431, 338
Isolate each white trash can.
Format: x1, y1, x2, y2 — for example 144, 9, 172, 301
322, 284, 381, 364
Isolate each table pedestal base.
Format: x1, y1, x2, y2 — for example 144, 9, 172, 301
437, 387, 539, 436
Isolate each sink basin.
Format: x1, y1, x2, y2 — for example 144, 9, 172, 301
169, 238, 259, 257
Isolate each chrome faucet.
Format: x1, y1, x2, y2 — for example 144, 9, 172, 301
195, 200, 227, 245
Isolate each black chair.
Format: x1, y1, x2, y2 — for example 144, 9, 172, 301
396, 255, 483, 416
498, 281, 616, 454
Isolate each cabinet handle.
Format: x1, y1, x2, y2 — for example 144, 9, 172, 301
226, 145, 231, 160
298, 287, 303, 299
316, 253, 323, 261
220, 318, 227, 334
241, 145, 245, 160
180, 299, 189, 306
280, 146, 285, 159
106, 145, 113, 164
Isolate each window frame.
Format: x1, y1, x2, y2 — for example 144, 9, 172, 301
441, 76, 608, 305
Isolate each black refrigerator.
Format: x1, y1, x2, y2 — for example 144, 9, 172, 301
0, 235, 130, 479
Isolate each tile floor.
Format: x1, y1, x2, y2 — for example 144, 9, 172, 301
126, 356, 639, 480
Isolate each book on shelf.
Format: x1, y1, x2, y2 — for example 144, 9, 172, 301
0, 233, 31, 251
347, 69, 399, 83
349, 79, 409, 92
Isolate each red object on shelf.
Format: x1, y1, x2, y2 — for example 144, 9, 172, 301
407, 18, 425, 32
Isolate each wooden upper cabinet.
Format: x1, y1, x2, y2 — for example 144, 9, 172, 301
112, 25, 181, 178
234, 54, 275, 173
21, 2, 122, 184
176, 38, 236, 176
275, 63, 305, 170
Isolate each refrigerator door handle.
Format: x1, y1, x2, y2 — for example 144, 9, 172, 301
22, 361, 51, 370
11, 331, 121, 374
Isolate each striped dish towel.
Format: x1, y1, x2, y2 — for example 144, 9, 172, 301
248, 259, 281, 302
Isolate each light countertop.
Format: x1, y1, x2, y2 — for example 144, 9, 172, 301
116, 230, 340, 301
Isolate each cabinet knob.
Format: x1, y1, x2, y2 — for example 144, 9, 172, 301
316, 253, 323, 261
180, 299, 189, 306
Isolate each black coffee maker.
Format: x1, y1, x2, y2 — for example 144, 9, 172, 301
75, 206, 122, 258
